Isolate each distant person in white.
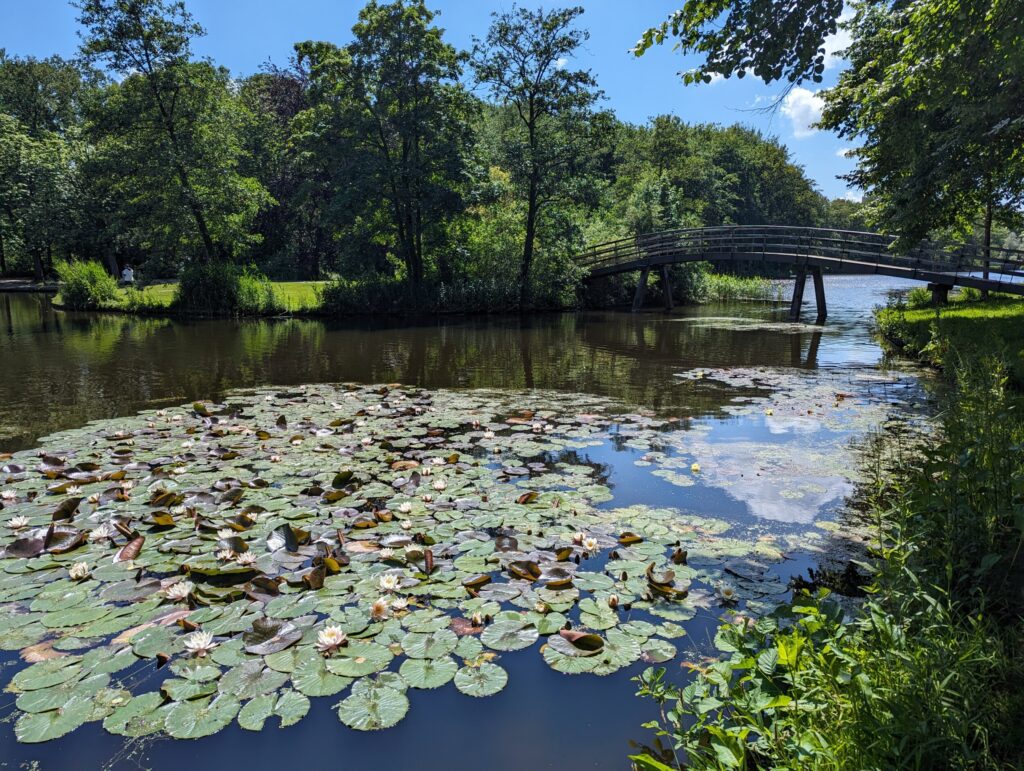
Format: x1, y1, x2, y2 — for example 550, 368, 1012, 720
121, 265, 134, 285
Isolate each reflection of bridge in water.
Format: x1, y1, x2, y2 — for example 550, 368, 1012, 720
580, 225, 1024, 323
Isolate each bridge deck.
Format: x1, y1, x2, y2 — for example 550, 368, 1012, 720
579, 226, 1024, 296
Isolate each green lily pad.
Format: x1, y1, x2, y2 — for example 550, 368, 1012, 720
454, 662, 508, 697
399, 655, 458, 689
165, 695, 240, 739
15, 694, 94, 743
337, 685, 409, 731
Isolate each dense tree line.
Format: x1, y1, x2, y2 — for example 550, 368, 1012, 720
0, 0, 856, 309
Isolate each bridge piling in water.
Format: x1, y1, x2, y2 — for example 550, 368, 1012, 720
659, 265, 674, 311
632, 267, 649, 311
787, 266, 827, 324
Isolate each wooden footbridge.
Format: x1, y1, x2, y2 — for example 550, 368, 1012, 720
579, 226, 1024, 323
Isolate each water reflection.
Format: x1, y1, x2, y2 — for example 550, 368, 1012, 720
0, 276, 911, 452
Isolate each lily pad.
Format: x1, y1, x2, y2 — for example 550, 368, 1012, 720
454, 662, 508, 697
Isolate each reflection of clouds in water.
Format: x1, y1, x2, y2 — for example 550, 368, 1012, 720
685, 438, 855, 524
764, 415, 821, 435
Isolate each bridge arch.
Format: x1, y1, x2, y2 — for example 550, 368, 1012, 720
578, 225, 1024, 322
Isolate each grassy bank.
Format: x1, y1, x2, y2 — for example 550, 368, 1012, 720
703, 272, 784, 303
876, 296, 1024, 387
632, 310, 1024, 769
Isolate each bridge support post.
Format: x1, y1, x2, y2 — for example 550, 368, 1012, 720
788, 268, 807, 321
810, 266, 827, 324
632, 268, 650, 312
659, 265, 674, 311
927, 282, 952, 305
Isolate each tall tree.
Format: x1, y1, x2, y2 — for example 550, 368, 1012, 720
300, 1, 474, 290
77, 0, 269, 262
635, 0, 1024, 259
472, 5, 601, 308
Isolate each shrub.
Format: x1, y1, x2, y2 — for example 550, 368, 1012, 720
54, 260, 118, 310
906, 285, 932, 309
174, 262, 281, 316
317, 274, 428, 315
957, 286, 982, 302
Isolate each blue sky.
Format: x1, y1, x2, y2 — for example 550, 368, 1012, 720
1, 0, 859, 200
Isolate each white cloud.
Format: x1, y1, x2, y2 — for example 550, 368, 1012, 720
555, 57, 568, 70
836, 147, 851, 158
706, 72, 725, 85
842, 190, 863, 202
822, 10, 854, 70
781, 87, 824, 138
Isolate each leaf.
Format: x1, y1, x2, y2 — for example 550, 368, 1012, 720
273, 689, 310, 727
399, 655, 458, 689
102, 692, 166, 737
218, 660, 288, 700
401, 629, 458, 659
242, 617, 302, 655
165, 695, 240, 739
15, 694, 93, 743
238, 693, 276, 731
291, 652, 350, 697
549, 629, 604, 657
114, 535, 145, 563
323, 641, 393, 677
454, 662, 508, 698
337, 685, 409, 731
480, 619, 539, 651
51, 497, 84, 521
17, 673, 110, 713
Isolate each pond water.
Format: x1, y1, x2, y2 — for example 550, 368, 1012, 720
0, 276, 928, 770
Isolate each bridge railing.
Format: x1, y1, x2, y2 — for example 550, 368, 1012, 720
579, 225, 1024, 291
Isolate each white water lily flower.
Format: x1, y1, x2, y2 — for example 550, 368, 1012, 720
316, 624, 348, 654
235, 551, 258, 567
534, 601, 549, 614
69, 562, 91, 581
400, 520, 413, 531
422, 494, 433, 503
370, 597, 390, 621
269, 454, 282, 463
65, 485, 81, 496
164, 580, 195, 602
1, 489, 17, 501
716, 582, 739, 603
215, 549, 235, 561
290, 439, 302, 446
390, 597, 409, 611
216, 528, 234, 540
482, 431, 495, 439
360, 436, 373, 446
571, 532, 584, 545
430, 457, 445, 466
379, 548, 395, 560
7, 515, 29, 530
88, 523, 114, 543
582, 537, 599, 552
398, 502, 413, 514
432, 478, 447, 492
181, 440, 193, 448
531, 422, 543, 432
379, 574, 402, 593
184, 630, 217, 657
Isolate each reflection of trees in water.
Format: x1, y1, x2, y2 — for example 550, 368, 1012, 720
0, 293, 831, 451
542, 448, 612, 487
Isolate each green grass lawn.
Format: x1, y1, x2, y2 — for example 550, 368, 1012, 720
876, 296, 1024, 386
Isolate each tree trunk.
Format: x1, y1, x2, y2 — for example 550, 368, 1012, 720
106, 252, 119, 277
31, 248, 44, 282
0, 228, 6, 275
981, 197, 993, 300
520, 177, 538, 311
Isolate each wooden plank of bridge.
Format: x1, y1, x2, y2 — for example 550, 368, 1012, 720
788, 268, 807, 321
632, 267, 650, 312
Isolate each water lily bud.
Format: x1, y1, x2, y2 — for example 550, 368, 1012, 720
69, 562, 91, 581
607, 594, 619, 610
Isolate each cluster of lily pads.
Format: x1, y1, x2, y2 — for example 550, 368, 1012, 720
0, 384, 817, 743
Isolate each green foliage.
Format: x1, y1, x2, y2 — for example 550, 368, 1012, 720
905, 286, 931, 310
633, 0, 843, 85
876, 298, 1024, 388
634, 357, 1024, 769
173, 262, 281, 316
54, 260, 118, 310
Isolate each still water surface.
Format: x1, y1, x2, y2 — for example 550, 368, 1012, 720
0, 276, 925, 769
